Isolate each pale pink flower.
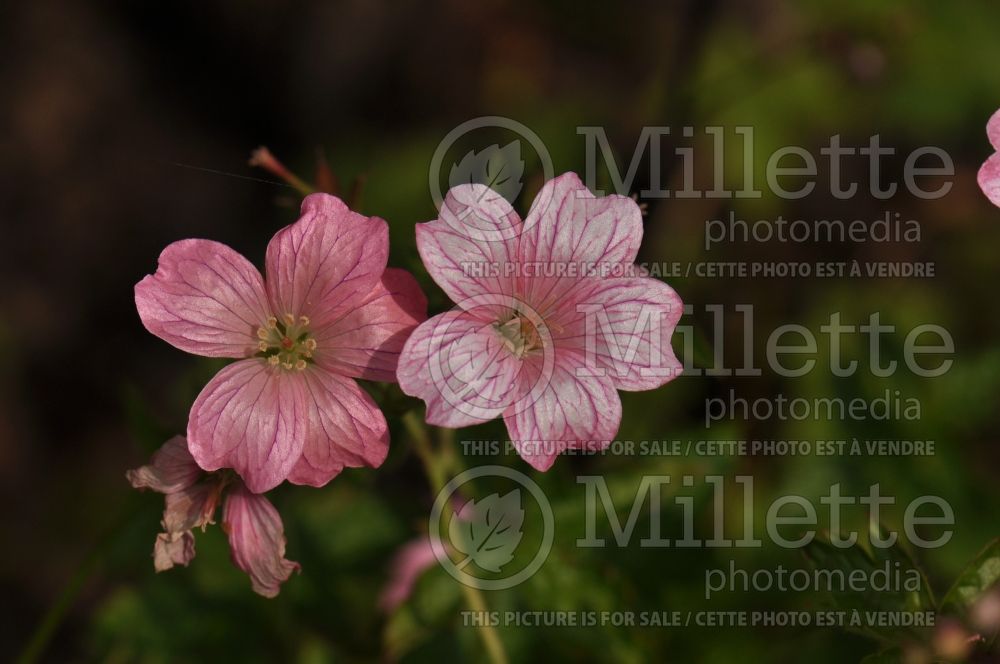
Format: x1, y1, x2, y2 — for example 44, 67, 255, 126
979, 107, 1000, 208
135, 194, 427, 492
378, 536, 439, 612
127, 436, 300, 597
398, 173, 683, 471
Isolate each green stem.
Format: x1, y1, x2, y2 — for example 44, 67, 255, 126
401, 411, 509, 664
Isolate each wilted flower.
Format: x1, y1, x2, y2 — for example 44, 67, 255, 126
135, 194, 427, 492
979, 107, 1000, 207
127, 436, 299, 597
398, 173, 683, 471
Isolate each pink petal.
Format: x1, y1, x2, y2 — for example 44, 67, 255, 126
519, 172, 642, 268
979, 152, 1000, 208
516, 173, 644, 317
162, 482, 222, 533
286, 369, 390, 487
126, 435, 201, 494
416, 184, 520, 317
379, 536, 439, 612
223, 484, 300, 598
397, 310, 524, 427
503, 351, 621, 471
187, 359, 307, 493
264, 193, 388, 330
153, 531, 196, 571
135, 239, 269, 357
312, 268, 428, 382
556, 276, 684, 390
988, 107, 1000, 151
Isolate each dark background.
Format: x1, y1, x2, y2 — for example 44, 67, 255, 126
4, 0, 1000, 661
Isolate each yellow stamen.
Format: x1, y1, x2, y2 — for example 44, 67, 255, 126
268, 355, 280, 366
266, 316, 278, 329
299, 315, 310, 326
303, 338, 317, 351
283, 313, 296, 327
257, 327, 269, 340
258, 340, 269, 352
294, 359, 307, 371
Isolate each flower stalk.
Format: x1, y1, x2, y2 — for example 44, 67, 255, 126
401, 411, 509, 664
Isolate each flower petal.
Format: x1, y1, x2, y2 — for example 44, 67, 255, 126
979, 152, 1000, 208
135, 239, 269, 357
265, 193, 388, 329
398, 310, 525, 427
312, 268, 428, 382
126, 435, 201, 494
988, 107, 1000, 151
556, 276, 684, 391
187, 360, 307, 493
154, 531, 196, 572
416, 183, 520, 315
379, 536, 439, 612
519, 172, 642, 268
286, 370, 389, 487
162, 482, 222, 533
223, 484, 300, 598
503, 351, 621, 472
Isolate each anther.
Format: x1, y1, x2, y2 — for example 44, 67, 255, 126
266, 316, 278, 329
282, 361, 293, 370
294, 359, 307, 371
299, 315, 310, 326
268, 355, 280, 366
257, 327, 269, 340
283, 313, 296, 327
258, 341, 269, 352
303, 338, 317, 351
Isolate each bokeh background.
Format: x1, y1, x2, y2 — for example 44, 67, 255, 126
4, 0, 1000, 662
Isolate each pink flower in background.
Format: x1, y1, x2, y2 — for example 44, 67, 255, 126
136, 194, 427, 493
127, 436, 299, 597
398, 173, 683, 471
378, 536, 439, 612
979, 107, 1000, 207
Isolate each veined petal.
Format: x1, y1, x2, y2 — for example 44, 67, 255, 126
519, 172, 642, 269
223, 484, 300, 598
313, 268, 428, 382
417, 183, 521, 316
265, 193, 388, 329
162, 481, 222, 533
126, 435, 201, 494
556, 276, 684, 390
397, 310, 523, 427
286, 370, 389, 487
187, 360, 307, 493
135, 239, 269, 357
979, 152, 1000, 208
503, 351, 621, 472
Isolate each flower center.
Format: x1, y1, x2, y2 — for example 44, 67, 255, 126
256, 313, 316, 371
494, 313, 543, 359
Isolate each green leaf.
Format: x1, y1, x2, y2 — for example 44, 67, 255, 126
941, 538, 1000, 614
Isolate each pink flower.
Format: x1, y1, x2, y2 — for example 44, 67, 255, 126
378, 536, 439, 612
979, 107, 1000, 208
398, 173, 683, 471
127, 436, 300, 597
135, 194, 427, 492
